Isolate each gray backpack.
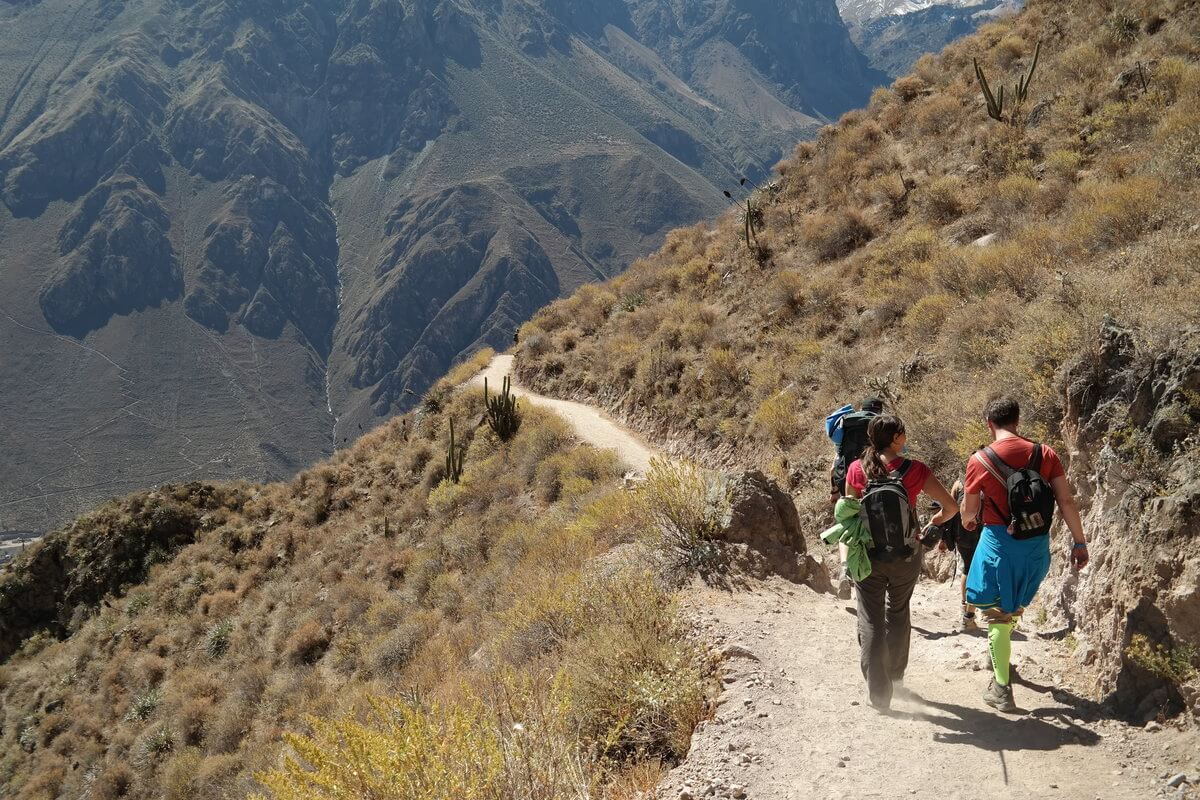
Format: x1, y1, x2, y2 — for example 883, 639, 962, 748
860, 460, 918, 562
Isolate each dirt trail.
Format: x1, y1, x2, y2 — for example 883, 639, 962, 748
473, 355, 655, 475
474, 355, 1199, 800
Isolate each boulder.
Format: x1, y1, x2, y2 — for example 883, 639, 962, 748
713, 470, 808, 582
1048, 322, 1200, 719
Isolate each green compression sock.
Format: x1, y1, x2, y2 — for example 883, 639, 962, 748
989, 622, 1014, 686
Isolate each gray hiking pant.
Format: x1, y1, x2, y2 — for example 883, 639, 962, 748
854, 551, 922, 707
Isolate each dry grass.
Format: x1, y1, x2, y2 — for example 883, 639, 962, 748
516, 0, 1200, 530
0, 382, 709, 798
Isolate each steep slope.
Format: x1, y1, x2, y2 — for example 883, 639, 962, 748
517, 0, 1200, 717
0, 360, 697, 798
0, 0, 885, 535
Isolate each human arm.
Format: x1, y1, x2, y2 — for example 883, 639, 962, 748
1051, 474, 1089, 569
922, 474, 957, 525
959, 491, 982, 531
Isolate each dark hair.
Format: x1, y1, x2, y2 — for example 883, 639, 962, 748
862, 414, 906, 481
985, 395, 1021, 429
861, 396, 885, 414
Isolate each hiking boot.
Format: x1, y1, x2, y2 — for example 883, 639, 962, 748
983, 678, 1018, 713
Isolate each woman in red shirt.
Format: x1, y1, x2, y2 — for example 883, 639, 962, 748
844, 415, 957, 710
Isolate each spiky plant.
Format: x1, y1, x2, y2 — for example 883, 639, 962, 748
974, 40, 1042, 125
445, 418, 465, 483
484, 376, 521, 441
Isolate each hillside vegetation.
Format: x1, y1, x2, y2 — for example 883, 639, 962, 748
518, 0, 1200, 525
516, 0, 1200, 716
0, 351, 716, 799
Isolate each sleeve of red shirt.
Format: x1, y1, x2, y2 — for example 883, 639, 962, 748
964, 454, 986, 495
911, 460, 932, 491
846, 459, 866, 495
1041, 444, 1066, 481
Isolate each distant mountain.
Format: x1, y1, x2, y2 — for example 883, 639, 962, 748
0, 0, 885, 533
838, 0, 997, 26
839, 0, 1022, 77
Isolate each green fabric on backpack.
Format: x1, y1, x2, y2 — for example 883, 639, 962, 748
821, 497, 873, 581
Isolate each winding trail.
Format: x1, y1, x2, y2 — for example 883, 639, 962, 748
474, 355, 1199, 800
472, 355, 655, 475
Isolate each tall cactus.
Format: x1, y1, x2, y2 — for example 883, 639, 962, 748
974, 40, 1042, 124
484, 376, 521, 441
974, 57, 1006, 121
445, 418, 465, 483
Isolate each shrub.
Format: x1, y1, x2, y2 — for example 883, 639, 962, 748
1126, 634, 1198, 685
1154, 105, 1200, 182
769, 270, 806, 315
892, 75, 926, 102
90, 764, 135, 800
124, 687, 163, 722
1104, 10, 1140, 49
918, 176, 967, 223
753, 390, 803, 446
802, 208, 873, 261
635, 459, 729, 571
205, 619, 234, 660
994, 35, 1026, 68
904, 293, 955, 336
1044, 149, 1082, 181
283, 621, 330, 665
1066, 177, 1163, 251
988, 174, 1039, 222
915, 94, 960, 135
558, 569, 708, 761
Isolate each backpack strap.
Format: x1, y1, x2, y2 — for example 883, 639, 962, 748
980, 446, 1016, 480
974, 450, 1010, 526
1028, 443, 1044, 472
973, 450, 1006, 485
893, 459, 913, 478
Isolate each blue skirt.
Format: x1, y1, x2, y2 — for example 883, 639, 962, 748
965, 525, 1051, 614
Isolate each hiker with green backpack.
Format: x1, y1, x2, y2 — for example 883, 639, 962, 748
840, 414, 958, 710
960, 396, 1089, 713
825, 398, 885, 598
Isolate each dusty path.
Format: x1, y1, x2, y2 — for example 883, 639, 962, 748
472, 355, 655, 474
473, 354, 1199, 800
664, 580, 1199, 800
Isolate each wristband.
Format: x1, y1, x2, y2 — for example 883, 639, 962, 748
1072, 542, 1088, 549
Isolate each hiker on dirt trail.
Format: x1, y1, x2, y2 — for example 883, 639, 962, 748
845, 414, 958, 710
826, 397, 885, 599
930, 480, 981, 631
959, 396, 1089, 714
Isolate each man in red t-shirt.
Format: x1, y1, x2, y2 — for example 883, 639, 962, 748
960, 396, 1088, 713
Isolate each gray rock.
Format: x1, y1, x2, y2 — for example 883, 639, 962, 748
713, 470, 807, 581
720, 643, 761, 661
1167, 775, 1188, 788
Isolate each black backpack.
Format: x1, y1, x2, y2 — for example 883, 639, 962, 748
976, 444, 1056, 539
860, 460, 918, 562
831, 411, 877, 493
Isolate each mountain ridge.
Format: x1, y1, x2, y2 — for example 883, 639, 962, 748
0, 0, 884, 534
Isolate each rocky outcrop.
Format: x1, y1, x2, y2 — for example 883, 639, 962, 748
714, 470, 809, 582
0, 483, 245, 662
0, 36, 167, 216
344, 184, 562, 415
186, 177, 338, 350
39, 176, 181, 336
1047, 320, 1200, 720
